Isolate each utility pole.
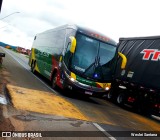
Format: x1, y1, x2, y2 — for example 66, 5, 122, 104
0, 0, 3, 13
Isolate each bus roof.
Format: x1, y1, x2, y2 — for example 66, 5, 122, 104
40, 24, 117, 46
76, 25, 117, 45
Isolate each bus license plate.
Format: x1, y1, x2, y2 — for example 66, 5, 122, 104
85, 91, 93, 95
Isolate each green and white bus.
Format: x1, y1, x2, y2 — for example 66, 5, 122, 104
29, 24, 126, 96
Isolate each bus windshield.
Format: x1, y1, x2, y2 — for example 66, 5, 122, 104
70, 33, 117, 82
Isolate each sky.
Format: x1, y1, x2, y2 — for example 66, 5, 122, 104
0, 0, 160, 49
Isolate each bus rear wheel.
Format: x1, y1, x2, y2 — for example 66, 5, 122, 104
31, 61, 36, 73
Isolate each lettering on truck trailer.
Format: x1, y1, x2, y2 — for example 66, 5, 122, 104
141, 49, 160, 61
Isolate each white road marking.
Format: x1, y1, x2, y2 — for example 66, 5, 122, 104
93, 123, 117, 140
2, 47, 117, 140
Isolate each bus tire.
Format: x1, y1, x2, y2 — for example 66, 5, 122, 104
52, 73, 57, 89
107, 88, 116, 102
107, 91, 112, 100
31, 61, 36, 73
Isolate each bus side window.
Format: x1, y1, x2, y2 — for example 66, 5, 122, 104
63, 28, 76, 67
64, 43, 71, 67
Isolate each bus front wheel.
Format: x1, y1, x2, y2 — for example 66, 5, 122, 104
107, 92, 112, 100
52, 73, 57, 89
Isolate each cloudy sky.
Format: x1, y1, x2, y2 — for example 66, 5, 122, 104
0, 0, 160, 49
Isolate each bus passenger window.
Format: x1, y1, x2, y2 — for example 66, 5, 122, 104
64, 43, 71, 67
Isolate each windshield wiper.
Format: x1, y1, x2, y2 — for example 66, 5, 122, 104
81, 56, 104, 80
81, 57, 97, 76
93, 56, 104, 80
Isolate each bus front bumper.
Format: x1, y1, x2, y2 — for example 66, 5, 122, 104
63, 72, 109, 97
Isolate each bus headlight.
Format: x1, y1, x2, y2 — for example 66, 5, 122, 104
64, 71, 76, 82
105, 87, 110, 91
70, 77, 75, 82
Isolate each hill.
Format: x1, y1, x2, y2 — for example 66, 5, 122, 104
0, 42, 17, 50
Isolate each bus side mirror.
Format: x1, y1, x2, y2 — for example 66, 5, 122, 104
118, 52, 127, 69
69, 36, 76, 53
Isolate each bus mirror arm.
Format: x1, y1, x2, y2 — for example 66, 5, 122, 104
118, 52, 127, 69
69, 36, 76, 53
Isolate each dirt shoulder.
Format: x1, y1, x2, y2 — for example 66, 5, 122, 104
0, 65, 15, 131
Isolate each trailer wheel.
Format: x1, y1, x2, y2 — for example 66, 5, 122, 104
31, 61, 36, 73
52, 73, 57, 89
117, 93, 125, 105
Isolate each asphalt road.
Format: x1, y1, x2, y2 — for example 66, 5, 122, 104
0, 47, 160, 140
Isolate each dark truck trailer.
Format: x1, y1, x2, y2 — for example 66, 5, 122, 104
110, 36, 160, 116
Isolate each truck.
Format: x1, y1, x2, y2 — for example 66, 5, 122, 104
109, 36, 160, 116
29, 24, 126, 97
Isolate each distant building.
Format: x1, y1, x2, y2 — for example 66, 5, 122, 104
5, 45, 11, 49
16, 47, 31, 55
26, 49, 31, 55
